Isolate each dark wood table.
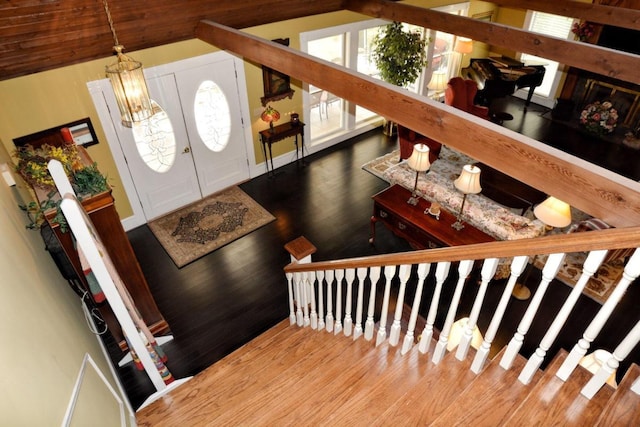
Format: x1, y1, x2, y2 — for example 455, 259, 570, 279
259, 121, 305, 175
370, 184, 495, 249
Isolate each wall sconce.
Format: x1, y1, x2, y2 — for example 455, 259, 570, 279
261, 105, 281, 132
452, 164, 481, 230
102, 0, 154, 127
406, 144, 431, 205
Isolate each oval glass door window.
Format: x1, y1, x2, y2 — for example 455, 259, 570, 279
132, 101, 177, 173
194, 80, 231, 152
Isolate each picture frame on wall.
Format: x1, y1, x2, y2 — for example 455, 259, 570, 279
261, 38, 295, 106
13, 117, 99, 148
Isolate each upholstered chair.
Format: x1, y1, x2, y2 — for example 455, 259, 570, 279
444, 77, 490, 120
397, 125, 442, 163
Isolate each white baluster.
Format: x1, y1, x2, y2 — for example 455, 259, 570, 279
500, 253, 565, 370
402, 263, 430, 355
471, 256, 528, 373
308, 272, 318, 330
325, 269, 335, 333
418, 262, 451, 354
316, 270, 326, 331
456, 258, 498, 361
294, 272, 304, 327
557, 248, 640, 381
286, 272, 295, 325
582, 320, 640, 399
353, 268, 367, 340
519, 250, 607, 385
389, 264, 412, 347
631, 376, 640, 395
302, 271, 310, 327
365, 267, 381, 341
433, 260, 474, 364
343, 269, 355, 337
334, 269, 344, 335
376, 265, 396, 347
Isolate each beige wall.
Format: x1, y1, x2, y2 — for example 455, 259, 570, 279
0, 1, 459, 222
0, 142, 126, 425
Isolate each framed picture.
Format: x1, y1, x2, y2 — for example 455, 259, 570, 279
261, 38, 295, 106
13, 117, 99, 148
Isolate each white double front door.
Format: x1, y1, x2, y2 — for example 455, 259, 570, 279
90, 52, 253, 223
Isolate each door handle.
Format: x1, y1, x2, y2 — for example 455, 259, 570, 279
182, 146, 191, 154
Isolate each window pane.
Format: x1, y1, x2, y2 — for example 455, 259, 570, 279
194, 80, 231, 152
132, 101, 176, 173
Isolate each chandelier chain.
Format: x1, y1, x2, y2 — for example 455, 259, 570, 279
102, 0, 120, 47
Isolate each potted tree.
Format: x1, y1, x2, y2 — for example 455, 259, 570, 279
372, 21, 428, 135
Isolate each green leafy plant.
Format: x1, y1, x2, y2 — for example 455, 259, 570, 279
13, 144, 109, 231
372, 21, 428, 88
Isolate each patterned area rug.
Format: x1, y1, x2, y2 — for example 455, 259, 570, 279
148, 186, 275, 268
362, 149, 624, 304
362, 149, 402, 180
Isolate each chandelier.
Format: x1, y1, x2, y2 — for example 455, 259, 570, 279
102, 0, 153, 127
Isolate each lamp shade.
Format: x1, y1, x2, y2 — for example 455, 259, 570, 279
454, 164, 482, 194
407, 144, 431, 172
106, 46, 154, 127
533, 196, 572, 228
454, 37, 473, 54
261, 105, 281, 124
428, 71, 448, 92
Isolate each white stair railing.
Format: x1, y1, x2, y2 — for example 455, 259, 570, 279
500, 253, 566, 370
457, 258, 498, 361
518, 250, 608, 384
402, 263, 431, 355
285, 238, 640, 400
471, 255, 527, 373
557, 248, 640, 382
418, 262, 450, 354
433, 260, 474, 364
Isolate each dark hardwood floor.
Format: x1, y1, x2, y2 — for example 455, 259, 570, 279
112, 96, 640, 410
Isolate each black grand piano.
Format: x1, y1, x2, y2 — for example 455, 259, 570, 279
462, 57, 545, 107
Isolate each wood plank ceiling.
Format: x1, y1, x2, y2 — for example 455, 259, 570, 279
0, 0, 343, 80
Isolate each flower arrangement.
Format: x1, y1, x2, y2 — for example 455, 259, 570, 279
580, 101, 618, 135
571, 22, 595, 42
13, 143, 109, 230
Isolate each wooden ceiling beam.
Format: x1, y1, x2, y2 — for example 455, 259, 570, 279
196, 20, 640, 227
344, 0, 640, 86
491, 0, 640, 31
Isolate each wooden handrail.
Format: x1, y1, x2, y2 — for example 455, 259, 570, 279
284, 226, 640, 273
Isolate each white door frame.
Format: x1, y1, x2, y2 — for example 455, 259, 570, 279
88, 51, 256, 231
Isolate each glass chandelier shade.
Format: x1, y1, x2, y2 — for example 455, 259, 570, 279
102, 0, 153, 127
106, 46, 154, 127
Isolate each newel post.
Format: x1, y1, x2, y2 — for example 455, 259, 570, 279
285, 236, 318, 327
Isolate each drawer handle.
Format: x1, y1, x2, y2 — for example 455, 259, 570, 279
380, 211, 388, 218
398, 222, 407, 230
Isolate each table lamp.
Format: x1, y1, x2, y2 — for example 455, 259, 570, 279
406, 143, 431, 206
261, 105, 280, 132
452, 164, 481, 230
512, 196, 572, 299
454, 37, 473, 76
428, 71, 448, 101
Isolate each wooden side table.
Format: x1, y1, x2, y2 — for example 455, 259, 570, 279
259, 121, 305, 175
370, 184, 495, 249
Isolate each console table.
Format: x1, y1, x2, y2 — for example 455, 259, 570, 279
370, 185, 495, 249
259, 121, 305, 175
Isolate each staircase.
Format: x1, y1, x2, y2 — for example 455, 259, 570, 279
138, 230, 640, 425
137, 316, 640, 426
